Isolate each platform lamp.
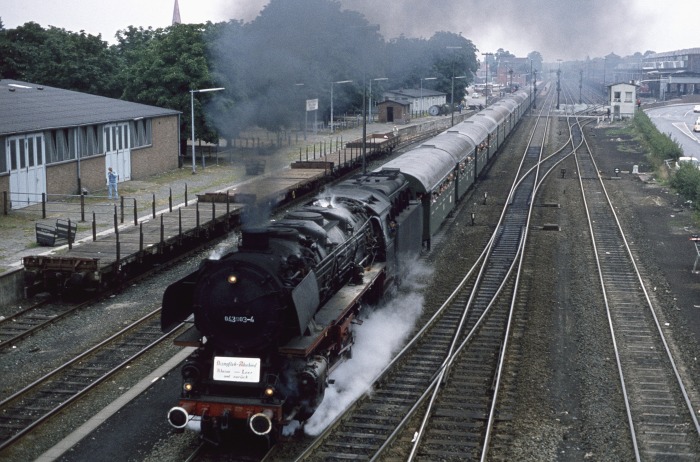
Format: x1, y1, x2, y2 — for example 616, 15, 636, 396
190, 87, 224, 174
447, 46, 463, 126
295, 83, 305, 139
481, 52, 493, 108
331, 80, 353, 134
451, 76, 467, 126
368, 77, 388, 123
420, 77, 437, 116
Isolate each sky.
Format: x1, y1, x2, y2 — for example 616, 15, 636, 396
1, 0, 697, 62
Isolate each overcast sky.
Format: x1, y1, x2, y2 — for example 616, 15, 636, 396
1, 0, 697, 61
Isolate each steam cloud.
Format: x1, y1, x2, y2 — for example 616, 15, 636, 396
302, 259, 433, 436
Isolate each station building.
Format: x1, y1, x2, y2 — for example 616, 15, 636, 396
381, 88, 447, 116
0, 80, 180, 209
642, 48, 700, 99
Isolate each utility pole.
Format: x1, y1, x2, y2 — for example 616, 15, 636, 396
579, 69, 583, 104
447, 46, 462, 126
482, 52, 493, 108
556, 59, 562, 110
533, 70, 537, 109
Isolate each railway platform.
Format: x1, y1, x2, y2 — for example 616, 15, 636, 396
0, 113, 468, 303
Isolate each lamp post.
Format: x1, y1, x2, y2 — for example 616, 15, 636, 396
603, 56, 607, 86
330, 80, 352, 134
556, 59, 562, 110
450, 76, 466, 126
532, 70, 537, 108
295, 83, 305, 139
481, 52, 493, 108
579, 69, 583, 104
420, 77, 436, 116
190, 87, 224, 174
508, 68, 513, 89
447, 46, 463, 126
529, 59, 533, 108
368, 77, 388, 123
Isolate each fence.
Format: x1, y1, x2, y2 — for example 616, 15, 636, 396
1, 187, 201, 253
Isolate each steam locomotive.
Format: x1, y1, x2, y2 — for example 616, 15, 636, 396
161, 89, 531, 443
161, 168, 423, 442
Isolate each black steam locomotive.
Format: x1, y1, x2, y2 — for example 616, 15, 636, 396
161, 169, 422, 442
161, 89, 531, 443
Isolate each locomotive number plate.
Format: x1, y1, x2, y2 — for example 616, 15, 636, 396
213, 356, 261, 383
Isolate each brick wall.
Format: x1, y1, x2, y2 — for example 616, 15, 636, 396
130, 115, 179, 179
40, 114, 180, 196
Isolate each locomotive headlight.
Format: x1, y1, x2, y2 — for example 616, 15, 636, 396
227, 274, 238, 284
264, 386, 275, 397
183, 381, 194, 392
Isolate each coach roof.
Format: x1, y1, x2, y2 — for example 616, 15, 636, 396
0, 79, 180, 136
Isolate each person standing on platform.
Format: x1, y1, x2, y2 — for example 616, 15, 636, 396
107, 167, 119, 200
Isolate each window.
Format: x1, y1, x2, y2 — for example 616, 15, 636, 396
44, 128, 75, 164
0, 137, 6, 173
624, 91, 633, 102
613, 91, 621, 102
129, 118, 152, 148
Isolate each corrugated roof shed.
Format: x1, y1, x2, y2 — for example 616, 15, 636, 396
0, 79, 180, 136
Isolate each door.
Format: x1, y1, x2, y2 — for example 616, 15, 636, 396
7, 134, 47, 209
103, 123, 131, 182
387, 106, 394, 122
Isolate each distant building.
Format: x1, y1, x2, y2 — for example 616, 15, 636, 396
0, 80, 180, 209
376, 100, 411, 124
607, 82, 638, 119
642, 48, 700, 99
495, 57, 531, 89
381, 88, 447, 115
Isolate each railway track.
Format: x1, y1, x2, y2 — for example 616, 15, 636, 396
402, 89, 590, 461
0, 119, 447, 461
0, 308, 181, 452
0, 237, 214, 353
287, 89, 567, 461
0, 298, 65, 348
571, 105, 700, 459
0, 124, 439, 352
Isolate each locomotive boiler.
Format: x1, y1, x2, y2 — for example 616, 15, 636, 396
161, 169, 422, 442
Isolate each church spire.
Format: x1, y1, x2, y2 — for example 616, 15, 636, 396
172, 0, 182, 25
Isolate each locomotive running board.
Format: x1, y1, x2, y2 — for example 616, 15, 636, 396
278, 263, 386, 357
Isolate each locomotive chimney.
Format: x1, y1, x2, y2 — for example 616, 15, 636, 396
239, 228, 270, 250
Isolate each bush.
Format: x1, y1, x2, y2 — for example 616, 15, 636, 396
670, 163, 700, 208
632, 111, 683, 165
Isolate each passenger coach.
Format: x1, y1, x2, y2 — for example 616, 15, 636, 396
376, 90, 529, 250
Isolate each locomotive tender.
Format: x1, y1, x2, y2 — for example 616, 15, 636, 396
161, 89, 530, 443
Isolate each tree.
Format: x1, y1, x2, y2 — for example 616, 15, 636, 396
421, 32, 478, 104
120, 23, 224, 149
527, 51, 543, 75
0, 22, 119, 95
208, 0, 387, 132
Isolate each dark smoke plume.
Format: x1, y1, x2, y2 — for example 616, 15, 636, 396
217, 0, 652, 61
